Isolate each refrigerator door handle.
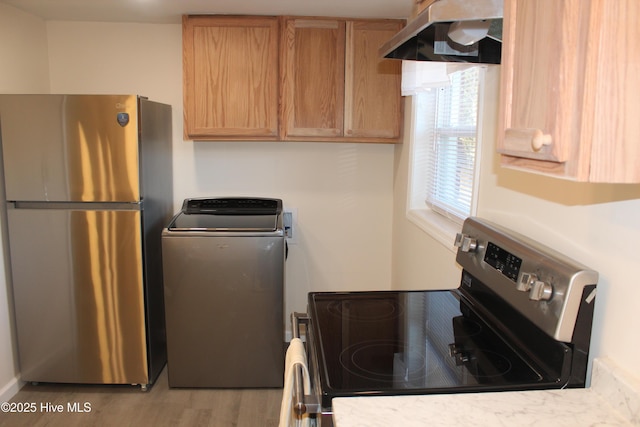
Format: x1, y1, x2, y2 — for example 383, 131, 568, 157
9, 201, 143, 211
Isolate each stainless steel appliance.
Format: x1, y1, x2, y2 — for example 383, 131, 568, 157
0, 94, 172, 389
162, 197, 285, 388
292, 217, 598, 426
379, 0, 503, 64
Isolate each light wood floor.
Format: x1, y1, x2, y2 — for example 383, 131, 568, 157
0, 367, 283, 427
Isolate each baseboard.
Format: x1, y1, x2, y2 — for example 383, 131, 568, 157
0, 375, 23, 403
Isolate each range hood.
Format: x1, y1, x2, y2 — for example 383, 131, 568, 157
380, 0, 503, 64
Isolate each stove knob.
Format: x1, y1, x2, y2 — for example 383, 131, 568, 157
529, 280, 553, 301
448, 344, 470, 366
516, 273, 535, 292
454, 233, 478, 253
448, 343, 462, 356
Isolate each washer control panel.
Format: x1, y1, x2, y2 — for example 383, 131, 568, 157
183, 197, 282, 215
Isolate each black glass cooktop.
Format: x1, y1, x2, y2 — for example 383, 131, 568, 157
308, 290, 570, 407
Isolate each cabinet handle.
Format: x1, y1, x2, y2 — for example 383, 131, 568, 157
531, 129, 552, 151
500, 128, 561, 162
504, 128, 552, 152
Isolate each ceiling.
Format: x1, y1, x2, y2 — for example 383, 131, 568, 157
0, 0, 413, 24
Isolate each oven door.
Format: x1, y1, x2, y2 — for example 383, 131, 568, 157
291, 312, 332, 427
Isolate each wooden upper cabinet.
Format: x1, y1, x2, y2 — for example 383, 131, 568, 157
281, 17, 403, 143
183, 16, 279, 140
280, 18, 346, 139
184, 15, 403, 143
497, 0, 640, 183
344, 20, 403, 141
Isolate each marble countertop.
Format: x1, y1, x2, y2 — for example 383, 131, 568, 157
333, 358, 640, 427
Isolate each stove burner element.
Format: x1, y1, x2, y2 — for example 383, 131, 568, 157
338, 338, 513, 387
338, 339, 431, 383
326, 299, 404, 322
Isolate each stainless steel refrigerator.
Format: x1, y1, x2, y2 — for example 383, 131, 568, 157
0, 94, 172, 389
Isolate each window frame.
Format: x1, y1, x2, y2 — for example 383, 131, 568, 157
406, 66, 487, 251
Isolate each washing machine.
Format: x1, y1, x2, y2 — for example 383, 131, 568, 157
162, 197, 285, 388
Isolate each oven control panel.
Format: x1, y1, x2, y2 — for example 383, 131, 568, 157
455, 217, 598, 342
483, 242, 522, 282
480, 242, 554, 302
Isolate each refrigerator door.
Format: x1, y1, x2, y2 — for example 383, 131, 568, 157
7, 206, 149, 384
0, 94, 140, 203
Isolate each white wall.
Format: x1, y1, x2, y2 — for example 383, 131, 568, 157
0, 3, 51, 403
0, 5, 50, 94
392, 65, 640, 380
391, 100, 461, 290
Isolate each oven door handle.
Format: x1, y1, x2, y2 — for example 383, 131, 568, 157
291, 312, 321, 416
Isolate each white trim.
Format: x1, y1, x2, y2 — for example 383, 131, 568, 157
0, 375, 23, 403
405, 66, 487, 250
470, 66, 487, 217
406, 207, 460, 253
405, 92, 461, 252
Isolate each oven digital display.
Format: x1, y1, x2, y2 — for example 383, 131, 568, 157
484, 242, 522, 282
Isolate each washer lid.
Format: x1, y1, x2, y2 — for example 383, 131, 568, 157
168, 212, 280, 231
168, 197, 282, 231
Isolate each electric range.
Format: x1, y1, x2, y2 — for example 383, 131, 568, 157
291, 217, 598, 426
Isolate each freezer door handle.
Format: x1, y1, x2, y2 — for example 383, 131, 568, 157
9, 201, 143, 211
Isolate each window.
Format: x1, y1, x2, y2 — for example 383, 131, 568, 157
407, 65, 485, 248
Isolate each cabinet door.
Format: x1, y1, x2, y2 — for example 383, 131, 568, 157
498, 0, 585, 170
582, 0, 640, 182
498, 0, 640, 182
345, 20, 403, 141
183, 16, 279, 140
280, 18, 345, 139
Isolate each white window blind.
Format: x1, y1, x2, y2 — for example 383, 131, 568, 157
426, 67, 479, 219
422, 67, 481, 223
